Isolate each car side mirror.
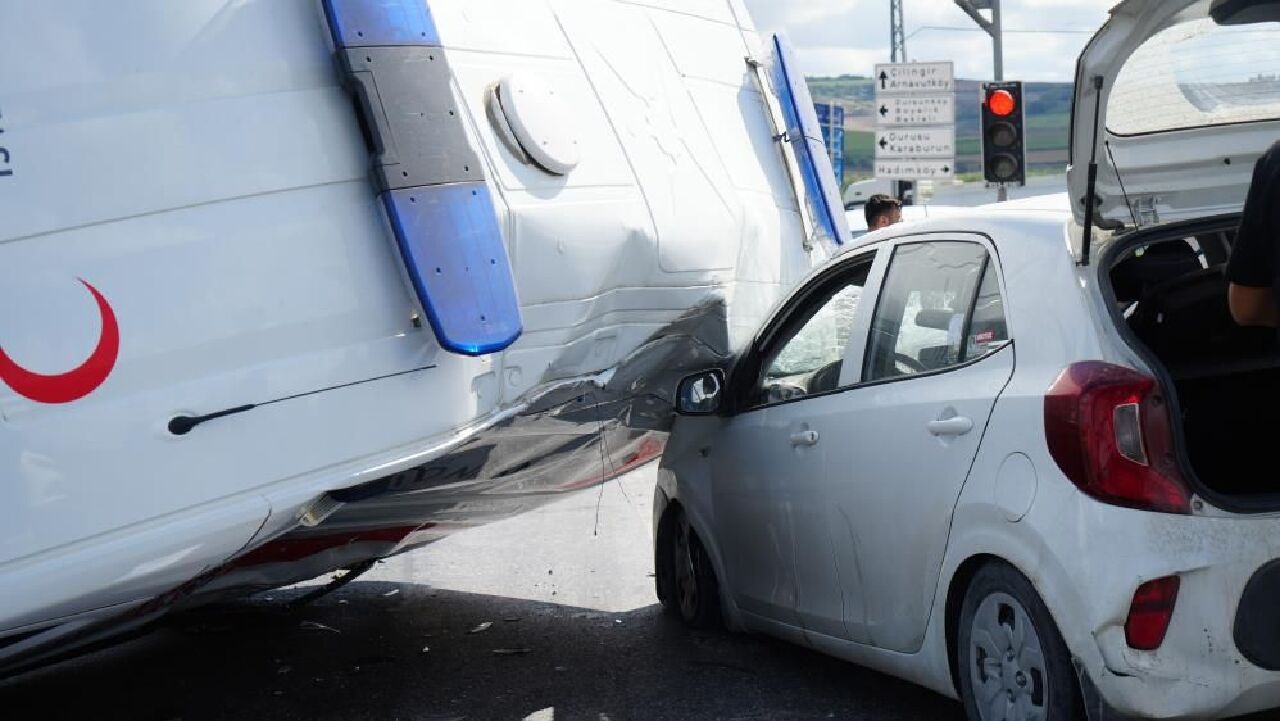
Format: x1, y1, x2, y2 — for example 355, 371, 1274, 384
676, 369, 725, 416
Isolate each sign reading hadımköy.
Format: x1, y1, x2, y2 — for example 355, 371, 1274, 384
873, 62, 954, 94
875, 127, 955, 159
876, 95, 955, 127
875, 159, 955, 180
874, 61, 955, 181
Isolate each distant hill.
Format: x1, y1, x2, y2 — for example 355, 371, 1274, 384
807, 75, 1074, 183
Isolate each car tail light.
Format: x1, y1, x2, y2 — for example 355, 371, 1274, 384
1044, 362, 1191, 514
1125, 576, 1180, 650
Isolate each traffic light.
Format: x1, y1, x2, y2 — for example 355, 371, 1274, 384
980, 81, 1026, 186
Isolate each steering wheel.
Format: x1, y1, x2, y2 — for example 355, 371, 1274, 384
893, 353, 926, 374
807, 360, 843, 394
764, 382, 807, 404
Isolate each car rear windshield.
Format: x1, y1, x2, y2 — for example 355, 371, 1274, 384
1108, 18, 1280, 136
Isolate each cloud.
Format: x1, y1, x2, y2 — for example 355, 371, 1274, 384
741, 0, 1114, 81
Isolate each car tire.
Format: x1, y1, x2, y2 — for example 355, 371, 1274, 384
655, 507, 722, 629
957, 562, 1083, 721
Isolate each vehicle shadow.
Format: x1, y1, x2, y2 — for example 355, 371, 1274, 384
0, 580, 966, 721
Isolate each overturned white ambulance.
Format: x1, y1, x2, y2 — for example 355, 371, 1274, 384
0, 0, 846, 672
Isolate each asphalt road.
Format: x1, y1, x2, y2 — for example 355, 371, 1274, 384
0, 465, 966, 721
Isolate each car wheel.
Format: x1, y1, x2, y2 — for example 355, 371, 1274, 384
957, 562, 1082, 721
655, 508, 721, 629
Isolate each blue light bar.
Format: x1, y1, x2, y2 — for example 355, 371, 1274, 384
322, 0, 439, 47
771, 35, 849, 247
383, 184, 522, 356
324, 0, 523, 356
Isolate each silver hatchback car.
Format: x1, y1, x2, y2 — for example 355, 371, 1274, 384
654, 3, 1280, 719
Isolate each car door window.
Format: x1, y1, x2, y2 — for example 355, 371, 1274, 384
864, 241, 998, 382
751, 262, 871, 407
964, 259, 1010, 360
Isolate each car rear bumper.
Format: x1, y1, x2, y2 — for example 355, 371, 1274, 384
1069, 508, 1280, 720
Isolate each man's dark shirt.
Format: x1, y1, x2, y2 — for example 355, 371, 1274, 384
1226, 140, 1280, 289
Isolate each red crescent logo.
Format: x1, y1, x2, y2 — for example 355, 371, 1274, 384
0, 279, 120, 404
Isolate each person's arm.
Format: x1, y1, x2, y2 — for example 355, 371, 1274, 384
1229, 283, 1278, 327
1226, 146, 1279, 326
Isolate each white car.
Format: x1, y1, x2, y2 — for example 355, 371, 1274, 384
653, 1, 1280, 719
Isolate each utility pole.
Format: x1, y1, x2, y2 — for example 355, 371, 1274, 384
954, 0, 1007, 200
890, 0, 907, 64
889, 0, 911, 203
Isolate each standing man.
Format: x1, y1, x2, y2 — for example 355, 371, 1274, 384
864, 194, 903, 231
1227, 139, 1280, 327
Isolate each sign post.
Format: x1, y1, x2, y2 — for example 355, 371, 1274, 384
954, 0, 1008, 200
814, 102, 846, 189
874, 62, 956, 200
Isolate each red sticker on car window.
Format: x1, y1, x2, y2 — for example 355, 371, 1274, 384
974, 330, 996, 344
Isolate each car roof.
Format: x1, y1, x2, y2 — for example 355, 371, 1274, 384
837, 205, 1074, 265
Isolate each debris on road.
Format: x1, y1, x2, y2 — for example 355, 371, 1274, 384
299, 621, 341, 633
492, 648, 532, 656
468, 621, 493, 634
383, 589, 400, 597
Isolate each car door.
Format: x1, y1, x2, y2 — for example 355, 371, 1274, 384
712, 249, 877, 634
822, 236, 1014, 653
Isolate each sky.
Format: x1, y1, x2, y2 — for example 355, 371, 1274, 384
741, 0, 1116, 82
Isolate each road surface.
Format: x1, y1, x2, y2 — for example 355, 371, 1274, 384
7, 463, 1270, 721
1, 465, 966, 721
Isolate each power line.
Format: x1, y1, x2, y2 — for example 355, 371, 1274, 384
906, 25, 1093, 40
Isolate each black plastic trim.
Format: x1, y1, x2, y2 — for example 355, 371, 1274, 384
334, 46, 483, 192
1234, 558, 1280, 670
1107, 116, 1280, 140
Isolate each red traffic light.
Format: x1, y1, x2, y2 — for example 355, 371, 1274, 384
987, 89, 1016, 117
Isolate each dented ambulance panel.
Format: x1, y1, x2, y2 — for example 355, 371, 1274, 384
0, 0, 828, 669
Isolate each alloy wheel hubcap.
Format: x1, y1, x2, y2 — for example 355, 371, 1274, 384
672, 518, 698, 618
970, 592, 1049, 721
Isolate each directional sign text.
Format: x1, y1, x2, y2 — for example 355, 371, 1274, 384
876, 95, 956, 127
874, 62, 954, 94
875, 128, 955, 159
874, 159, 955, 180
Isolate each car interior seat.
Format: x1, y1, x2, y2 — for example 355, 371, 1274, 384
1118, 238, 1274, 369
